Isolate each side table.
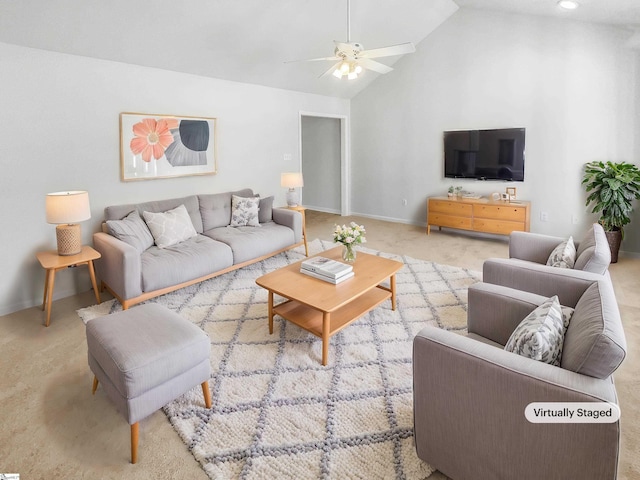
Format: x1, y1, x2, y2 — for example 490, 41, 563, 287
285, 205, 308, 256
36, 245, 102, 327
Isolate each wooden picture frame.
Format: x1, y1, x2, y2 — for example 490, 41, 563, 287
506, 187, 517, 201
120, 112, 217, 181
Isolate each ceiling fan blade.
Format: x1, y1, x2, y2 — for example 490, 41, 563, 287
357, 58, 393, 74
359, 42, 416, 59
286, 56, 341, 64
320, 61, 342, 78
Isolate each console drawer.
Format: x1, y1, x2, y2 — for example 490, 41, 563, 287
473, 218, 526, 235
474, 204, 526, 222
429, 200, 473, 216
428, 214, 473, 231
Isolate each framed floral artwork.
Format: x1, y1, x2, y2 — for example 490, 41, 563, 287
120, 112, 217, 181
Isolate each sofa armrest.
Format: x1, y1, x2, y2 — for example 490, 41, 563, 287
93, 232, 142, 300
467, 282, 548, 345
509, 231, 565, 263
483, 258, 603, 307
272, 208, 302, 243
413, 328, 620, 480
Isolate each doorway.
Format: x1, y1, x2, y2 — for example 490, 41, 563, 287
299, 112, 349, 215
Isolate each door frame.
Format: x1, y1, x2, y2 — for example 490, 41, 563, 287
298, 111, 350, 216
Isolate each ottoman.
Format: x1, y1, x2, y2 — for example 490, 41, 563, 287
86, 303, 211, 463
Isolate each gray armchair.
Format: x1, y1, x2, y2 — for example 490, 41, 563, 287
483, 223, 611, 304
413, 276, 626, 480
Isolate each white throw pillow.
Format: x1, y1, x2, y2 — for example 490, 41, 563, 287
504, 296, 567, 366
230, 195, 260, 227
142, 204, 197, 248
546, 236, 576, 269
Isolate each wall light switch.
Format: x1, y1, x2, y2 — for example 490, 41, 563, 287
283, 153, 292, 162
540, 211, 549, 222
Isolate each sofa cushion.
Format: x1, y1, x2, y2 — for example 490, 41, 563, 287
141, 235, 233, 292
105, 195, 204, 234
561, 281, 626, 378
204, 222, 295, 264
198, 188, 254, 230
230, 195, 260, 227
258, 195, 274, 223
546, 237, 576, 269
143, 204, 198, 248
574, 223, 611, 274
106, 210, 154, 254
504, 296, 566, 366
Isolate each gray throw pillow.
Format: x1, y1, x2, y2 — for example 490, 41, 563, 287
230, 195, 260, 227
504, 295, 567, 366
106, 210, 154, 253
142, 204, 197, 248
258, 196, 274, 223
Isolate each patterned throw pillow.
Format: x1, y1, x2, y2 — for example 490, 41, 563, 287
230, 195, 260, 227
504, 296, 567, 366
142, 204, 197, 248
546, 236, 576, 268
106, 210, 154, 253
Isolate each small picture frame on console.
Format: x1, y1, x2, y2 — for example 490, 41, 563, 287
506, 187, 517, 201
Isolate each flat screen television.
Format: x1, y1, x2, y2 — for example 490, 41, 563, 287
443, 128, 525, 181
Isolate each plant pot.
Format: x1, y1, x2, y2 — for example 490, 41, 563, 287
604, 229, 622, 264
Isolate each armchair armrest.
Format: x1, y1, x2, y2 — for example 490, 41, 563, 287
467, 282, 548, 345
272, 208, 302, 243
93, 232, 142, 301
413, 328, 620, 480
509, 230, 565, 263
483, 258, 603, 307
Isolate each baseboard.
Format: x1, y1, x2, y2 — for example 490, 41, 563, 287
348, 211, 427, 227
305, 205, 341, 215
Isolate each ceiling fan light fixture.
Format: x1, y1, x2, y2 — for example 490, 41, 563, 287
332, 68, 343, 78
355, 65, 363, 74
557, 0, 579, 10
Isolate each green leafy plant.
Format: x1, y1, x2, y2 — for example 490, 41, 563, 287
582, 161, 640, 233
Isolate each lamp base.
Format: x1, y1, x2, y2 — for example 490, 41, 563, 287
286, 189, 299, 207
56, 224, 81, 256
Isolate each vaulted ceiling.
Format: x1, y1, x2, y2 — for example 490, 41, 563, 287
0, 0, 638, 99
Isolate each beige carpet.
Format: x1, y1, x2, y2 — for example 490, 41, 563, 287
77, 239, 481, 479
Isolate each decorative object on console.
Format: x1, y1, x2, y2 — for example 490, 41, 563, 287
582, 160, 640, 263
120, 112, 217, 181
333, 222, 366, 263
46, 190, 91, 256
281, 172, 304, 207
506, 186, 517, 201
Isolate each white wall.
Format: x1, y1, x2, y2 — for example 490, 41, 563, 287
0, 42, 349, 315
350, 8, 640, 252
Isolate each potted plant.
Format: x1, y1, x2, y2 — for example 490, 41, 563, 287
582, 160, 640, 262
447, 186, 454, 197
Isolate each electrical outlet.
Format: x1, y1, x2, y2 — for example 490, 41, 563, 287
540, 211, 549, 222
571, 214, 579, 225
283, 153, 292, 162
402, 199, 408, 206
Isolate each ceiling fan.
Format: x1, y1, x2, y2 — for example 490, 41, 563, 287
289, 0, 416, 80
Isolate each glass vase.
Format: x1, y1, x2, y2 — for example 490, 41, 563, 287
342, 244, 356, 263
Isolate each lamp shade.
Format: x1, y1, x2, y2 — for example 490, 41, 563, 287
280, 172, 304, 188
46, 191, 91, 225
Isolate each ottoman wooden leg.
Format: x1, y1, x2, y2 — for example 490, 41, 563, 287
92, 376, 99, 394
131, 422, 139, 464
201, 381, 212, 408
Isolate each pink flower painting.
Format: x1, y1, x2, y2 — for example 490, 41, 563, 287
129, 118, 178, 162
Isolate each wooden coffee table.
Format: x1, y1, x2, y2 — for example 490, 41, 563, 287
255, 246, 403, 365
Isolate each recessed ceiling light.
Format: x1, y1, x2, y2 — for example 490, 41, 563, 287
557, 0, 579, 10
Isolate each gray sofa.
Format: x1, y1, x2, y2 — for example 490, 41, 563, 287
413, 274, 626, 480
93, 188, 302, 309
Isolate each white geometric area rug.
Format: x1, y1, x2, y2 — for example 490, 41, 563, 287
77, 239, 481, 480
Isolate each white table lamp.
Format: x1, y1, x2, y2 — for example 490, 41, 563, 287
46, 191, 91, 256
281, 172, 304, 207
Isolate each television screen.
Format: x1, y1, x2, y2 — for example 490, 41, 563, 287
444, 128, 525, 181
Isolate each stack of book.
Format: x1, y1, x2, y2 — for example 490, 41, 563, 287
300, 256, 354, 284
